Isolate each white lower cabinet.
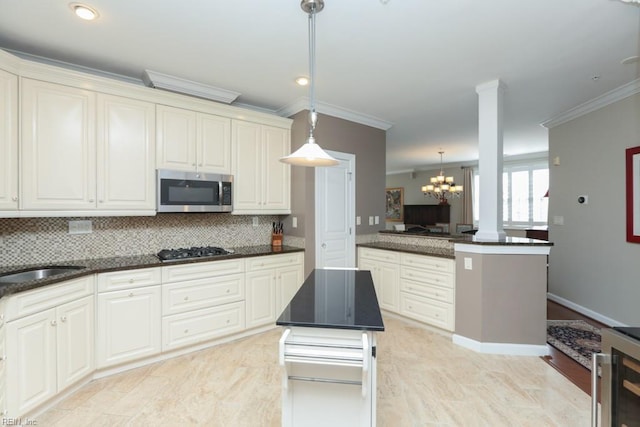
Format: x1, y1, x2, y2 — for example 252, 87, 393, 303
399, 253, 455, 331
357, 248, 400, 312
358, 247, 455, 332
96, 268, 161, 368
4, 277, 94, 417
162, 301, 245, 352
245, 253, 304, 329
160, 259, 246, 352
0, 299, 6, 416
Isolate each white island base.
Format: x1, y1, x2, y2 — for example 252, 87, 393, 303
279, 327, 377, 427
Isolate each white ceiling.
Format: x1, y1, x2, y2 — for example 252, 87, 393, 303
0, 0, 638, 173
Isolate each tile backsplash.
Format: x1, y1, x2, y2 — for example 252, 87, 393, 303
0, 214, 295, 267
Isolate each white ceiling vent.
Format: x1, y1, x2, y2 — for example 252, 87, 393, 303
142, 69, 240, 104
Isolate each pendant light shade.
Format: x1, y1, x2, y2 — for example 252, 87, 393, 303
280, 0, 338, 167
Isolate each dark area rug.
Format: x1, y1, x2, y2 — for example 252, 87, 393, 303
547, 320, 601, 370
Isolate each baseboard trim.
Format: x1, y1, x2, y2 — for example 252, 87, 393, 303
546, 293, 626, 327
452, 334, 549, 356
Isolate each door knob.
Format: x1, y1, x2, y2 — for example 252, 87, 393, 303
321, 243, 327, 249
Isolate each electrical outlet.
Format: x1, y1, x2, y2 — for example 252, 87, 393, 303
368, 216, 374, 226
68, 220, 92, 234
374, 216, 379, 225
252, 216, 259, 227
464, 257, 472, 270
292, 217, 297, 228
552, 215, 564, 225
356, 216, 361, 225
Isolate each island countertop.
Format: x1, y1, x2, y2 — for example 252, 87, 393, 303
276, 269, 385, 332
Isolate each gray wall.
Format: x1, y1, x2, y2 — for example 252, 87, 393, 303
548, 92, 640, 325
386, 168, 464, 229
286, 111, 386, 274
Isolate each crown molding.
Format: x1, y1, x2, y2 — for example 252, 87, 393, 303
277, 97, 394, 130
142, 69, 240, 104
541, 78, 640, 128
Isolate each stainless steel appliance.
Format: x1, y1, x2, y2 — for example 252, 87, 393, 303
157, 246, 232, 262
593, 327, 640, 427
157, 169, 232, 213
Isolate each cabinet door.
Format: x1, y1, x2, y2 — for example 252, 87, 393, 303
378, 262, 400, 311
245, 270, 276, 329
56, 296, 94, 391
276, 264, 304, 315
0, 69, 17, 211
197, 113, 231, 173
156, 105, 196, 171
262, 125, 290, 212
21, 79, 96, 210
96, 286, 161, 368
97, 94, 156, 210
358, 258, 380, 299
6, 308, 57, 417
231, 120, 262, 211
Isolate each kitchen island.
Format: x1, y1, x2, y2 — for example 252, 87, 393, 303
276, 269, 384, 427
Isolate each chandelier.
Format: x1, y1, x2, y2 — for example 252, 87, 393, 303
280, 0, 338, 167
421, 151, 463, 205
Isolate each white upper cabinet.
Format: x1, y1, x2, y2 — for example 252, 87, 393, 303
157, 105, 231, 174
20, 79, 156, 213
0, 68, 18, 211
97, 94, 156, 210
21, 79, 96, 210
231, 120, 290, 214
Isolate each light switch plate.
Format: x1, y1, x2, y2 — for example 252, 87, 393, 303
356, 216, 361, 225
292, 217, 297, 228
374, 216, 379, 225
368, 216, 374, 225
464, 257, 472, 270
252, 216, 259, 227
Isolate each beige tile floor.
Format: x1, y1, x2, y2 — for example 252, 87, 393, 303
36, 316, 591, 426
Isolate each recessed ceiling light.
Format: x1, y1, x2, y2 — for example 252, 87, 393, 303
70, 3, 99, 20
295, 76, 309, 86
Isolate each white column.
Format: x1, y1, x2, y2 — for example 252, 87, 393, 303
475, 79, 506, 241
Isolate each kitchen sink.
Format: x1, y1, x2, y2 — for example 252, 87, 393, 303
0, 266, 86, 284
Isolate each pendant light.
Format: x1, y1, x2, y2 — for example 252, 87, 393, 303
280, 0, 339, 167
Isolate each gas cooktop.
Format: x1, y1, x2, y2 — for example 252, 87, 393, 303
157, 246, 233, 262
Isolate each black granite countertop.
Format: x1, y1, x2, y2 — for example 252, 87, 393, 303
0, 245, 304, 299
357, 242, 455, 259
276, 269, 384, 331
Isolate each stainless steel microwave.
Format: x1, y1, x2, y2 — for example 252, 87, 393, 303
157, 169, 233, 213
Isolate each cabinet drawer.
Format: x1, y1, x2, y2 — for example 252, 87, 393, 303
400, 292, 454, 331
246, 253, 303, 272
162, 301, 245, 352
162, 273, 244, 316
401, 253, 454, 274
400, 278, 454, 303
400, 266, 453, 289
5, 275, 95, 321
98, 267, 161, 292
162, 259, 244, 284
358, 248, 400, 263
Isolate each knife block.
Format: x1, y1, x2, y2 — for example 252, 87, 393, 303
272, 233, 283, 247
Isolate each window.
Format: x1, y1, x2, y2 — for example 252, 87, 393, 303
473, 159, 549, 227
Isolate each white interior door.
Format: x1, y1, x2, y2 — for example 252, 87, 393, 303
315, 151, 355, 268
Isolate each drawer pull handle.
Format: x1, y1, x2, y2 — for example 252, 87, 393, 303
226, 319, 230, 324
184, 329, 189, 334
226, 289, 230, 293
0, 355, 5, 361
184, 296, 189, 301
51, 320, 57, 326
129, 279, 134, 284
129, 292, 134, 297
60, 316, 67, 322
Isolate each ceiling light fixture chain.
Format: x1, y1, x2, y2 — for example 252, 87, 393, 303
280, 0, 339, 167
421, 151, 463, 205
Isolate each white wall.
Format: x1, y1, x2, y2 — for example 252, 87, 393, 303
548, 92, 640, 326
